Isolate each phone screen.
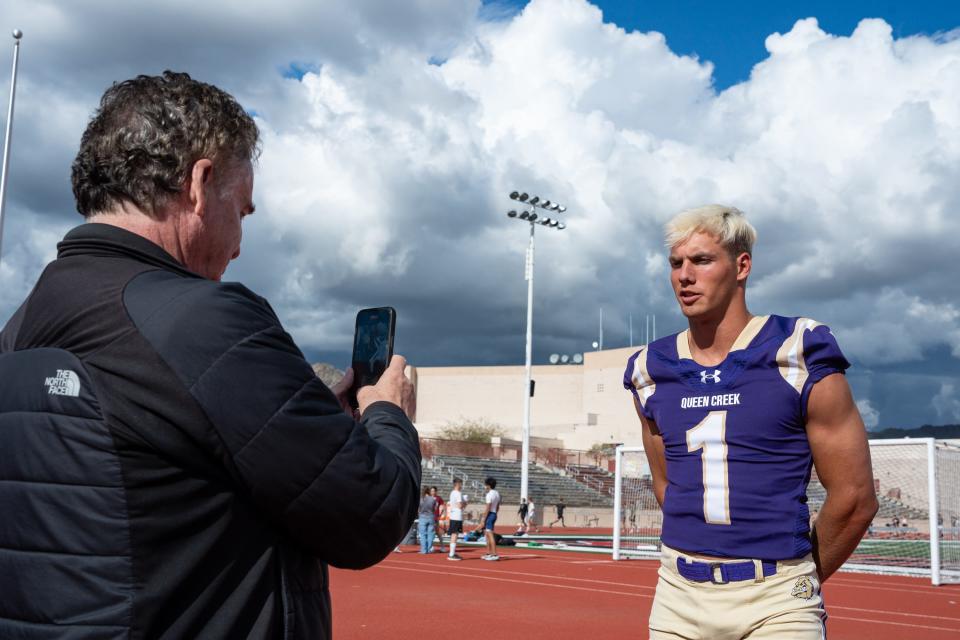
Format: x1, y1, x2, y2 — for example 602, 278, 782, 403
351, 307, 396, 390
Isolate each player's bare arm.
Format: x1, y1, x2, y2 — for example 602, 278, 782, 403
806, 372, 879, 582
635, 397, 667, 508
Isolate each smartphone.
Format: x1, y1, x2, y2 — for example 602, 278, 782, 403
349, 307, 396, 407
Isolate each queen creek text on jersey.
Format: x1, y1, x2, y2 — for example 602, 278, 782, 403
623, 315, 849, 560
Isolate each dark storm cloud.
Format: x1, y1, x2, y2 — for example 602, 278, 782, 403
1, 0, 958, 430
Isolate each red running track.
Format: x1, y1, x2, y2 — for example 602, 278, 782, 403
331, 544, 960, 639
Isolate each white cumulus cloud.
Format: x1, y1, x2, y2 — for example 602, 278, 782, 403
0, 0, 958, 427
932, 384, 960, 423
856, 398, 880, 430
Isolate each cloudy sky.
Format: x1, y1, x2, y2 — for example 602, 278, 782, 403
0, 0, 958, 430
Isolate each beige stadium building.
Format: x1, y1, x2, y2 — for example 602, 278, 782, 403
413, 345, 643, 452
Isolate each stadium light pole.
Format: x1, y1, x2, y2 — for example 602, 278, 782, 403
506, 191, 567, 502
0, 29, 23, 262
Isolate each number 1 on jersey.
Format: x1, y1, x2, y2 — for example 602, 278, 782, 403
686, 411, 731, 525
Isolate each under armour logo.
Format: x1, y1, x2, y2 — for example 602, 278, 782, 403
44, 369, 81, 397
700, 369, 721, 384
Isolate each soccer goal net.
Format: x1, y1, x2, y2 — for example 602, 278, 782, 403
612, 439, 960, 585
845, 439, 960, 585
612, 446, 661, 560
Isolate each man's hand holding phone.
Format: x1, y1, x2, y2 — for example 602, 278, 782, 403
356, 354, 416, 419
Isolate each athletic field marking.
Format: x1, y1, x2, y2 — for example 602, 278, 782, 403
828, 615, 960, 634
830, 605, 960, 623
390, 558, 959, 620
385, 559, 656, 590
376, 564, 654, 599
825, 581, 960, 597
829, 576, 960, 593
553, 558, 658, 569
389, 558, 960, 624
381, 565, 958, 631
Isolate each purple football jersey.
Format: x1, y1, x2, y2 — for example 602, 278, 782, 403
623, 315, 849, 560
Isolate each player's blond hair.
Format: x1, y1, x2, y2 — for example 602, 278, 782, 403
664, 204, 757, 257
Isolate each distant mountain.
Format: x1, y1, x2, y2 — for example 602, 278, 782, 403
869, 424, 960, 439
312, 363, 345, 387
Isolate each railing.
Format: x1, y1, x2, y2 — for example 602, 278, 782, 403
418, 439, 623, 507
565, 464, 617, 497
431, 457, 483, 495
419, 437, 615, 471
566, 465, 605, 492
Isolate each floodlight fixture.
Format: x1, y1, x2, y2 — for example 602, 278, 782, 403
557, 223, 566, 230
502, 187, 571, 502
572, 353, 584, 364
592, 341, 599, 349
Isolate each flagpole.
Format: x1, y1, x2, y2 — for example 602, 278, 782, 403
0, 29, 23, 261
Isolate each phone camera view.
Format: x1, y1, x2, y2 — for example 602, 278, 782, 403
354, 317, 389, 383
352, 308, 395, 393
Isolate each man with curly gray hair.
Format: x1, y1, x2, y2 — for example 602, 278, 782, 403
0, 71, 421, 639
71, 70, 261, 281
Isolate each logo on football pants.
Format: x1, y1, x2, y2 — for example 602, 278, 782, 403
791, 576, 814, 600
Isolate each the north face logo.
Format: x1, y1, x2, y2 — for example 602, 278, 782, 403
44, 369, 81, 397
700, 369, 721, 384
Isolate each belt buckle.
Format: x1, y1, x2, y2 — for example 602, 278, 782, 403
709, 562, 728, 584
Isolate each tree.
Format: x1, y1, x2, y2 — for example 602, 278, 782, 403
437, 418, 506, 443
589, 442, 617, 465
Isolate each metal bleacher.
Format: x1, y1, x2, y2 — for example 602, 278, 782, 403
421, 459, 929, 528
425, 455, 612, 508
804, 480, 927, 522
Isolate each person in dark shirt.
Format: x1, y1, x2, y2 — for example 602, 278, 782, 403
0, 71, 420, 640
517, 498, 529, 534
430, 486, 446, 552
550, 499, 567, 528
418, 489, 438, 554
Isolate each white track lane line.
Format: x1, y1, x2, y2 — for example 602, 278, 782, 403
385, 559, 960, 624
377, 565, 959, 632
828, 576, 960, 593
829, 606, 960, 623
382, 559, 655, 590
827, 615, 960, 634
376, 564, 653, 598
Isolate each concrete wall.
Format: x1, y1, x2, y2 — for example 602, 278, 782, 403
457, 504, 619, 530
414, 346, 644, 450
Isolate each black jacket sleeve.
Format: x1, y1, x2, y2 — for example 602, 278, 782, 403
125, 273, 421, 569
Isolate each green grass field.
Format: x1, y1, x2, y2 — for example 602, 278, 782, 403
578, 532, 960, 571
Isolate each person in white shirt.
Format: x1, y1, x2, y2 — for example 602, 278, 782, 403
447, 478, 468, 561
482, 477, 501, 561
526, 497, 538, 533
